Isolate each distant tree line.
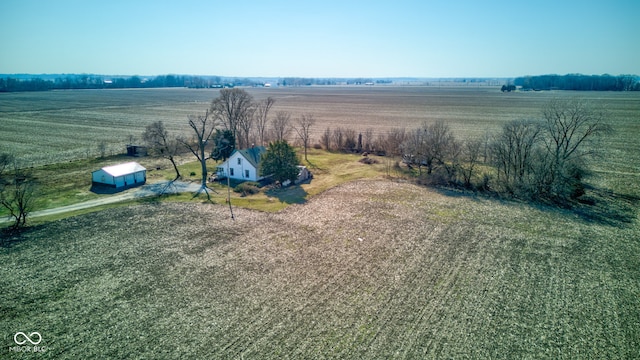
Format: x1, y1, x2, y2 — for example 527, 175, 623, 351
279, 77, 377, 86
0, 75, 259, 92
514, 74, 639, 91
0, 74, 390, 92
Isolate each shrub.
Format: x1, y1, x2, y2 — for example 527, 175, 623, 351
358, 157, 378, 165
234, 182, 260, 196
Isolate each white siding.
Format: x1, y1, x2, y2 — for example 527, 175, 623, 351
218, 152, 261, 182
92, 162, 146, 188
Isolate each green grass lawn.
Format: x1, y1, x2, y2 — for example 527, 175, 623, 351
1, 147, 389, 222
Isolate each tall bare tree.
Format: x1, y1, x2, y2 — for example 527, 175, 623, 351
237, 106, 256, 149
179, 110, 218, 199
332, 127, 344, 151
343, 128, 357, 152
321, 127, 332, 151
539, 98, 612, 198
210, 88, 254, 148
142, 121, 181, 180
460, 138, 483, 188
254, 97, 275, 146
272, 111, 292, 142
490, 119, 542, 195
294, 113, 316, 161
363, 128, 373, 152
0, 155, 36, 230
542, 98, 610, 163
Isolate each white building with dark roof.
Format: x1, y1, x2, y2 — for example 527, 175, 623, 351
216, 147, 267, 182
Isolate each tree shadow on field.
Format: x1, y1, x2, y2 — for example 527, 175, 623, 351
425, 181, 638, 228
571, 186, 640, 227
1, 223, 40, 248
265, 185, 308, 205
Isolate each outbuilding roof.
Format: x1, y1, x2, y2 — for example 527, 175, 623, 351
97, 162, 146, 177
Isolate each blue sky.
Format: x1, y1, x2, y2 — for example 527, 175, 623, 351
1, 0, 638, 77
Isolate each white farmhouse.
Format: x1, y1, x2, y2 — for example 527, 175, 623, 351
92, 162, 147, 189
216, 146, 267, 182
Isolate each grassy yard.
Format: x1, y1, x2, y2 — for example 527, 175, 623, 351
0, 147, 389, 222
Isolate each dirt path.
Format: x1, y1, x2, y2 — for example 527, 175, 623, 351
1, 180, 202, 224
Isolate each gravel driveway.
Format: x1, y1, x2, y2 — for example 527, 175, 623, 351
1, 180, 203, 223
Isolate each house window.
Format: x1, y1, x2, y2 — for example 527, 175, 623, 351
237, 158, 242, 165
245, 170, 250, 178
230, 168, 234, 176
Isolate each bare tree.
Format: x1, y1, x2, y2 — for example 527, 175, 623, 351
236, 106, 256, 149
143, 121, 182, 181
402, 121, 459, 183
343, 128, 357, 152
490, 119, 543, 195
332, 127, 344, 151
539, 98, 612, 199
378, 128, 406, 176
402, 127, 427, 175
272, 111, 292, 142
0, 155, 36, 230
179, 111, 218, 199
0, 153, 12, 181
97, 140, 108, 158
363, 128, 374, 152
294, 113, 316, 161
460, 138, 483, 188
210, 88, 254, 148
254, 97, 275, 146
321, 127, 332, 151
427, 120, 457, 175
385, 128, 407, 157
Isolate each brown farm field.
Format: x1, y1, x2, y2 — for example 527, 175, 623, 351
1, 87, 639, 358
1, 180, 639, 358
2, 86, 639, 169
1, 85, 638, 205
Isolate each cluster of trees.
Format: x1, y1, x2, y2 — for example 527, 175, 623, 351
514, 74, 639, 91
397, 98, 611, 203
143, 89, 316, 197
501, 84, 516, 92
315, 98, 611, 204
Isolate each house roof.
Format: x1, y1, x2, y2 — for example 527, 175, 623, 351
235, 146, 267, 168
97, 162, 146, 177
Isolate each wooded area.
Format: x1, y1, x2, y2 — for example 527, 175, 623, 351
514, 74, 639, 91
0, 74, 239, 92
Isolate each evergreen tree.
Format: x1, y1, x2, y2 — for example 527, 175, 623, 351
259, 141, 299, 185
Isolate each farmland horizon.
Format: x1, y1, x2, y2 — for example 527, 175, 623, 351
1, 80, 639, 358
2, 72, 638, 80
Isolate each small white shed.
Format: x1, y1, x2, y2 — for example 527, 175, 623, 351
92, 162, 147, 189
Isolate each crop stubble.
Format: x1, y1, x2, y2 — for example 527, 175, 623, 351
1, 87, 639, 358
1, 179, 638, 358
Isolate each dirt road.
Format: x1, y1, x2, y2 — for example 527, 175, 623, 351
1, 180, 202, 224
